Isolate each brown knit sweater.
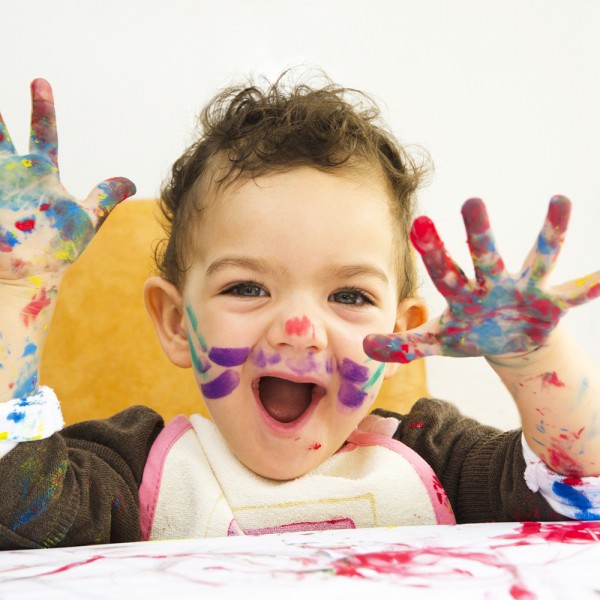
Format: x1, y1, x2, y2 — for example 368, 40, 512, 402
0, 398, 564, 550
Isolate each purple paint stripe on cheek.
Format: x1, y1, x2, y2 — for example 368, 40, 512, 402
339, 358, 370, 383
338, 381, 368, 409
201, 370, 240, 399
208, 347, 251, 367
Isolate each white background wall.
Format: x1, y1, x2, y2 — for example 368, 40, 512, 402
3, 0, 599, 429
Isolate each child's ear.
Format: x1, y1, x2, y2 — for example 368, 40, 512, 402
143, 276, 192, 368
382, 297, 428, 380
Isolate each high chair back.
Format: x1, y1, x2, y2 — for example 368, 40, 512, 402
41, 200, 428, 425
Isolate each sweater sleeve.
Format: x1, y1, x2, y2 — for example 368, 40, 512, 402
375, 398, 567, 523
0, 406, 163, 550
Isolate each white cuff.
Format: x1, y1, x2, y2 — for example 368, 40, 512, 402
523, 434, 600, 520
0, 386, 64, 443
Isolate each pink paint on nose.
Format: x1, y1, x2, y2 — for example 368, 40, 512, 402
285, 315, 312, 336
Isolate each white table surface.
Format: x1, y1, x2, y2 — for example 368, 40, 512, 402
1, 521, 599, 599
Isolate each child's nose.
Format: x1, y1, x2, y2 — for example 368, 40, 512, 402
267, 313, 327, 351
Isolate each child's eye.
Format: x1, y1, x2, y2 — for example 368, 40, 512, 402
329, 289, 374, 306
222, 282, 268, 297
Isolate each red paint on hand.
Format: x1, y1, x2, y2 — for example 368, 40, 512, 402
461, 198, 489, 234
409, 216, 438, 254
15, 218, 36, 232
21, 288, 52, 326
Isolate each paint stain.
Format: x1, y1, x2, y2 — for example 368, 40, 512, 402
21, 343, 37, 358
308, 443, 322, 451
0, 229, 20, 252
15, 218, 36, 232
541, 371, 565, 388
21, 288, 52, 326
337, 359, 372, 409
208, 346, 251, 367
338, 381, 367, 409
408, 421, 425, 429
339, 358, 369, 384
201, 370, 240, 400
285, 316, 312, 336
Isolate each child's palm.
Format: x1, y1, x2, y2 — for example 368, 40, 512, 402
0, 79, 134, 280
364, 197, 600, 362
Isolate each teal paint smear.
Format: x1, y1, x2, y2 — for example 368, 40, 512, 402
185, 303, 207, 352
363, 362, 385, 391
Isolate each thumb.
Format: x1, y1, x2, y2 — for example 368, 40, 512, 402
82, 177, 137, 229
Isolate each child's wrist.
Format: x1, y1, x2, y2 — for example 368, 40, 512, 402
0, 386, 64, 441
484, 327, 563, 372
0, 280, 60, 402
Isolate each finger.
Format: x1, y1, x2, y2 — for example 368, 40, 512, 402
552, 270, 600, 308
363, 327, 445, 363
410, 215, 470, 297
82, 177, 137, 229
29, 78, 59, 169
461, 198, 507, 285
521, 196, 571, 283
0, 112, 16, 156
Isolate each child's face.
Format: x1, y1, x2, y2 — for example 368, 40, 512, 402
178, 167, 409, 480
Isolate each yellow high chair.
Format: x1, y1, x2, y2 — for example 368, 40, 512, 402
40, 200, 428, 425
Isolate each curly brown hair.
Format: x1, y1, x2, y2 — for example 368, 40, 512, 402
156, 72, 429, 299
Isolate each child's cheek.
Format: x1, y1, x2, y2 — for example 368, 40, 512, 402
337, 358, 385, 410
185, 303, 249, 401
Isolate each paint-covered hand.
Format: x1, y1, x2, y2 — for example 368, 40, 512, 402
0, 79, 135, 281
364, 196, 600, 363
0, 79, 135, 404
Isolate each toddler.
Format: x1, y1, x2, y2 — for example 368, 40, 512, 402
1, 75, 599, 549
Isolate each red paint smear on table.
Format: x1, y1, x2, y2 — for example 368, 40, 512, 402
45, 555, 105, 575
332, 546, 533, 597
21, 288, 51, 326
15, 218, 36, 232
541, 371, 565, 388
285, 316, 312, 336
496, 521, 600, 544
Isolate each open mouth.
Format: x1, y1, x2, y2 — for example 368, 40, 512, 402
258, 377, 324, 423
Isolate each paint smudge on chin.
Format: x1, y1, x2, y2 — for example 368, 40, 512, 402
209, 346, 251, 367
308, 443, 321, 451
201, 370, 240, 400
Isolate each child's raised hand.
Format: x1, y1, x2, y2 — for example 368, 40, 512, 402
364, 196, 600, 363
0, 79, 135, 281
